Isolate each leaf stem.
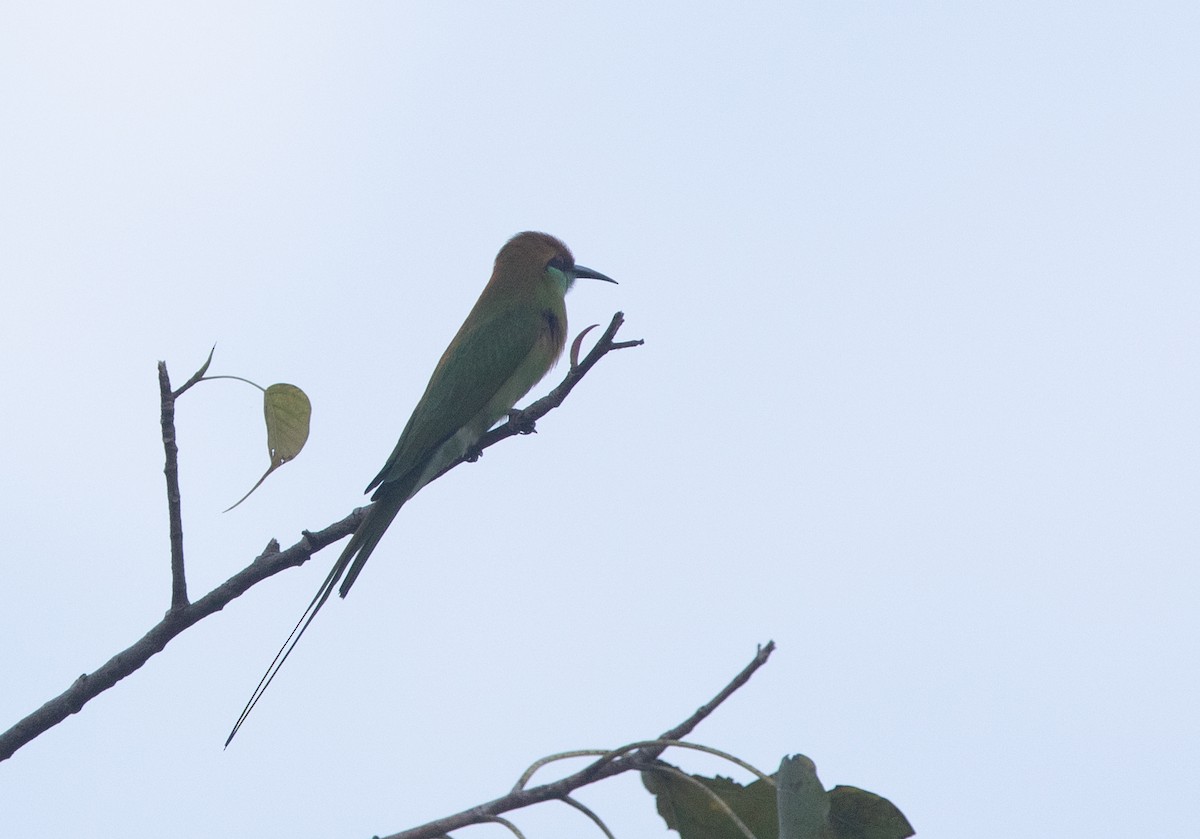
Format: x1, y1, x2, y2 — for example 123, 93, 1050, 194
201, 374, 266, 392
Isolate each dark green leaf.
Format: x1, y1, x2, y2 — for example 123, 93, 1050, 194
644, 764, 778, 839
827, 786, 914, 839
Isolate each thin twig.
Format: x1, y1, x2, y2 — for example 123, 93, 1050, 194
585, 641, 778, 775
513, 750, 610, 792
481, 816, 526, 839
512, 740, 773, 791
559, 796, 617, 839
528, 739, 777, 788
171, 344, 215, 399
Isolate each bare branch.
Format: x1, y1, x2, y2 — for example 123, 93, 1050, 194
0, 314, 640, 762
381, 642, 776, 839
159, 361, 188, 609
642, 640, 775, 760
0, 515, 361, 762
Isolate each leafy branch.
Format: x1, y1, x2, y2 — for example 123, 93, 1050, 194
386, 641, 777, 839
379, 639, 910, 839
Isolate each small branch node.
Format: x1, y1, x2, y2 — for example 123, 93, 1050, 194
506, 408, 537, 435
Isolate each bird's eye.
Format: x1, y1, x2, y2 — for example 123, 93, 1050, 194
547, 255, 571, 273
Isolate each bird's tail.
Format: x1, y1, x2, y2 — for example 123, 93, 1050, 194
337, 490, 405, 597
223, 490, 407, 747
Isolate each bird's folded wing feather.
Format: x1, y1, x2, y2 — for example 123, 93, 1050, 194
366, 303, 543, 493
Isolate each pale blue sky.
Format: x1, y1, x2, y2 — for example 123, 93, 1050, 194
2, 3, 1197, 837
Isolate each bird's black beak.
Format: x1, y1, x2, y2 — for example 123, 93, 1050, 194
574, 265, 618, 284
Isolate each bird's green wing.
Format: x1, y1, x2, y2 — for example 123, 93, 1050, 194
366, 302, 544, 493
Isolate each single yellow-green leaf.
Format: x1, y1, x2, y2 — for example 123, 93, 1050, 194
264, 383, 311, 466
827, 786, 914, 839
224, 383, 311, 511
644, 764, 778, 839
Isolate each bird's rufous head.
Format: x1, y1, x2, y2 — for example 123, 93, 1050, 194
495, 232, 617, 294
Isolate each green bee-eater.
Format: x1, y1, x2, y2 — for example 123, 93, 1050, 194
226, 232, 616, 745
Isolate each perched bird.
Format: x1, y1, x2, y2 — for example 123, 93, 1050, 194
226, 232, 616, 745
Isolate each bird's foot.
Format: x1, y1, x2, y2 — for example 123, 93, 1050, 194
507, 408, 538, 435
